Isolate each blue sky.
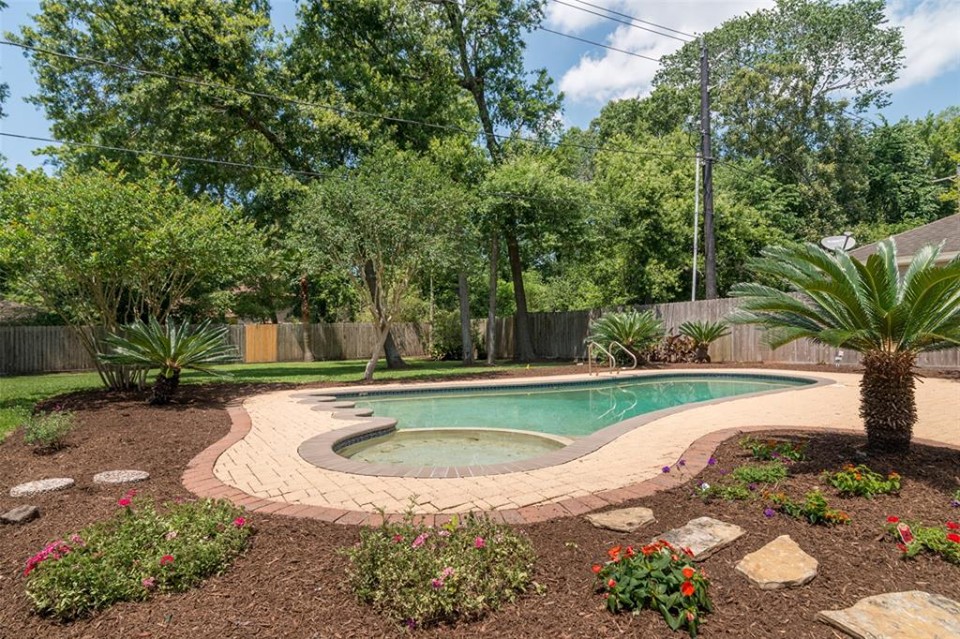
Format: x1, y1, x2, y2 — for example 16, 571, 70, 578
2, 0, 958, 171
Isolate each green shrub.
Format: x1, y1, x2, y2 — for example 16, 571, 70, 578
768, 490, 850, 526
823, 463, 901, 498
24, 495, 251, 620
885, 518, 960, 564
732, 461, 788, 485
588, 310, 664, 363
23, 410, 75, 451
677, 321, 730, 363
594, 540, 712, 637
344, 514, 533, 628
429, 310, 480, 361
739, 436, 807, 462
695, 481, 752, 502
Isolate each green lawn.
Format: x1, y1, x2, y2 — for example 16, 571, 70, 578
0, 359, 546, 441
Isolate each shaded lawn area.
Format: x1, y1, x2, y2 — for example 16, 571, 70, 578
0, 359, 548, 440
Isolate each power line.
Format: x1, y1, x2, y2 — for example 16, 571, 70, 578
0, 132, 326, 178
1, 39, 691, 161
568, 0, 696, 38
549, 0, 691, 43
538, 27, 661, 62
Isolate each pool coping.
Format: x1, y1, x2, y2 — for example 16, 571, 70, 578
294, 372, 834, 478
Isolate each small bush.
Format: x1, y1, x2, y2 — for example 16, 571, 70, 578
823, 464, 901, 498
23, 410, 75, 451
648, 331, 696, 363
695, 480, 752, 502
739, 437, 806, 462
732, 461, 788, 485
588, 310, 664, 363
594, 540, 712, 637
885, 517, 960, 564
952, 489, 960, 508
768, 490, 850, 526
344, 513, 533, 628
23, 495, 251, 620
429, 310, 481, 361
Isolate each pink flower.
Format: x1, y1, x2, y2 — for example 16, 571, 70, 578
142, 577, 156, 589
69, 534, 85, 547
159, 554, 174, 566
233, 517, 246, 528
392, 534, 404, 543
474, 536, 486, 549
438, 530, 451, 537
117, 497, 132, 507
441, 566, 454, 578
431, 578, 444, 589
411, 533, 429, 549
165, 530, 178, 541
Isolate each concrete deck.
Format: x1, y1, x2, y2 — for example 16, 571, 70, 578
182, 369, 960, 524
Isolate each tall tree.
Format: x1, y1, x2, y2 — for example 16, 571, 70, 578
428, 0, 562, 362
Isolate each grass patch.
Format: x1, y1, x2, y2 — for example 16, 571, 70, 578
0, 359, 548, 440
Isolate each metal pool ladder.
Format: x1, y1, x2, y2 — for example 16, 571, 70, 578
586, 340, 638, 375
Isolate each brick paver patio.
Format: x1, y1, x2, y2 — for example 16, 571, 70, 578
182, 368, 960, 525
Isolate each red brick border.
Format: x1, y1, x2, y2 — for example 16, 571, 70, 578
183, 400, 960, 528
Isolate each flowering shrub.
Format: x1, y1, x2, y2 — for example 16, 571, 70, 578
823, 464, 901, 498
951, 489, 960, 508
344, 514, 533, 627
739, 437, 806, 462
695, 481, 752, 502
22, 410, 75, 451
731, 461, 788, 485
767, 490, 850, 526
884, 517, 960, 564
23, 495, 251, 620
594, 540, 712, 637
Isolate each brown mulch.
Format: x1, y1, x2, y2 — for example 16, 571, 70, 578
1, 366, 959, 638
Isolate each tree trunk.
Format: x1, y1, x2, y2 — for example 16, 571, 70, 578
486, 232, 498, 365
694, 344, 711, 363
860, 350, 916, 453
363, 260, 407, 369
299, 275, 315, 362
364, 323, 391, 381
505, 232, 535, 362
150, 369, 180, 405
458, 270, 474, 365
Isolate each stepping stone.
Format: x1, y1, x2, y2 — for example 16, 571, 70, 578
1, 504, 40, 524
818, 591, 960, 639
93, 470, 150, 485
735, 535, 818, 589
10, 478, 74, 498
585, 507, 655, 533
330, 401, 356, 409
652, 516, 745, 561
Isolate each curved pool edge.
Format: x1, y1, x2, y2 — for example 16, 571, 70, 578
296, 372, 835, 478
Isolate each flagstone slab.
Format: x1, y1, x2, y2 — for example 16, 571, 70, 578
1, 504, 40, 524
818, 591, 960, 639
93, 470, 150, 485
652, 516, 745, 560
10, 478, 74, 498
736, 535, 818, 589
585, 507, 655, 533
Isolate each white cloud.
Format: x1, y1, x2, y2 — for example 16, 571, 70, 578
550, 0, 960, 106
888, 0, 960, 89
549, 1, 772, 103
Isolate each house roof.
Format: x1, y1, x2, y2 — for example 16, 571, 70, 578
849, 214, 960, 263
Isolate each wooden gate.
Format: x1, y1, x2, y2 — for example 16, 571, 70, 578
243, 324, 278, 363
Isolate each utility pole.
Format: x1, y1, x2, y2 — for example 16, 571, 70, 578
699, 36, 717, 299
691, 152, 701, 302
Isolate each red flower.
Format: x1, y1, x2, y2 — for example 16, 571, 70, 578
682, 547, 694, 557
607, 579, 617, 589
592, 564, 602, 574
233, 516, 246, 528
682, 566, 695, 579
607, 545, 622, 561
896, 543, 908, 553
947, 521, 960, 531
159, 554, 174, 566
625, 546, 635, 558
680, 581, 695, 597
947, 533, 960, 544
886, 516, 899, 524
117, 497, 132, 508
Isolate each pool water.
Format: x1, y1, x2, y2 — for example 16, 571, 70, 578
352, 375, 810, 439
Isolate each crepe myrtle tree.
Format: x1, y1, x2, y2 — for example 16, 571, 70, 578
730, 240, 960, 453
292, 148, 472, 381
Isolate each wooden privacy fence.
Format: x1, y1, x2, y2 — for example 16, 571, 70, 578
3, 300, 959, 374
0, 322, 430, 375
481, 298, 960, 369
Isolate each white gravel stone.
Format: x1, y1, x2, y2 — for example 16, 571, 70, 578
9, 478, 74, 498
92, 470, 150, 485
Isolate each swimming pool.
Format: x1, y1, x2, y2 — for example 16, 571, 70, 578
347, 374, 813, 438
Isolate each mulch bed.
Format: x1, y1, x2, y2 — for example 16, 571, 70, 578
1, 365, 958, 638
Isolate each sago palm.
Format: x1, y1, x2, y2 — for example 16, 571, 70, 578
678, 320, 730, 363
730, 239, 960, 453
99, 318, 238, 405
588, 310, 665, 363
